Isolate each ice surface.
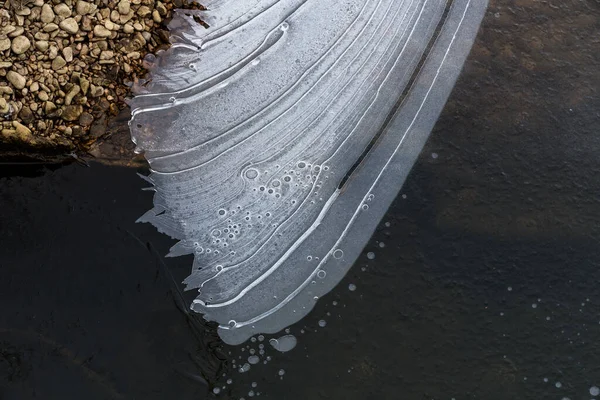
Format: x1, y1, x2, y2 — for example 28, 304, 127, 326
129, 0, 487, 344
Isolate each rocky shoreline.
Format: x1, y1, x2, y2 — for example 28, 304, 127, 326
0, 0, 202, 161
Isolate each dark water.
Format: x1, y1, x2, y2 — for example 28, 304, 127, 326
1, 0, 600, 399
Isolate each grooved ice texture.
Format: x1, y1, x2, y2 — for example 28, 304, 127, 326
129, 0, 487, 344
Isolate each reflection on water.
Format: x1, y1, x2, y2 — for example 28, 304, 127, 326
1, 0, 599, 398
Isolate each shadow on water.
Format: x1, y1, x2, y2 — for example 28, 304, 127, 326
1, 0, 599, 398
0, 163, 225, 399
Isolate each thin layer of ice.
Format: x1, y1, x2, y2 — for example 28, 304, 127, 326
129, 0, 487, 344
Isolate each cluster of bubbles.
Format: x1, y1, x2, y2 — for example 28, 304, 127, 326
211, 332, 299, 398
244, 161, 332, 207
195, 160, 335, 260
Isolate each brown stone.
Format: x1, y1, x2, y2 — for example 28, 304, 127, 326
79, 112, 94, 126
61, 105, 83, 121
19, 106, 34, 124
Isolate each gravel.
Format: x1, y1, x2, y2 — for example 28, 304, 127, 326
0, 0, 206, 153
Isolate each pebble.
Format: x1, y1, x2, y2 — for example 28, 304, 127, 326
64, 85, 81, 106
118, 0, 131, 15
13, 120, 32, 137
59, 18, 79, 34
29, 82, 39, 92
79, 112, 94, 126
40, 4, 55, 23
156, 2, 167, 16
81, 16, 93, 31
110, 10, 121, 23
93, 25, 112, 38
137, 6, 151, 17
53, 4, 72, 18
79, 78, 90, 95
61, 105, 83, 121
19, 106, 34, 124
62, 47, 73, 62
6, 71, 26, 90
35, 40, 49, 52
43, 23, 59, 33
0, 98, 8, 114
52, 56, 67, 70
38, 91, 49, 101
76, 0, 96, 15
8, 27, 24, 38
119, 10, 134, 24
49, 46, 58, 59
0, 38, 10, 52
11, 36, 31, 55
126, 51, 140, 59
1, 25, 16, 36
123, 24, 134, 34
99, 50, 114, 60
45, 101, 57, 114
15, 7, 31, 16
152, 10, 161, 23
34, 32, 49, 40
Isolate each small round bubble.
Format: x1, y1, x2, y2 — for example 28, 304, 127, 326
333, 249, 344, 259
245, 169, 259, 179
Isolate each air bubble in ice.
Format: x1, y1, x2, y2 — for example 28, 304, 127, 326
269, 335, 297, 352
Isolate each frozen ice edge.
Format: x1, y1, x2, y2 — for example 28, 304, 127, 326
129, 0, 488, 345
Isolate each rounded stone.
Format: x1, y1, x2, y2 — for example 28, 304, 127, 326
76, 0, 95, 15
78, 112, 94, 126
40, 3, 55, 23
51, 56, 66, 70
11, 36, 31, 55
117, 0, 131, 15
6, 71, 26, 90
93, 25, 111, 38
61, 105, 83, 121
59, 18, 79, 34
18, 106, 34, 124
53, 3, 71, 18
0, 37, 10, 52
